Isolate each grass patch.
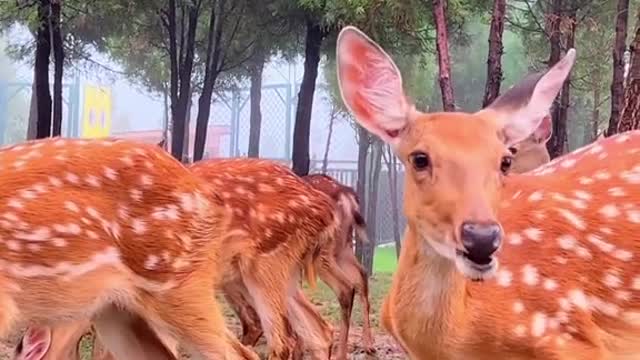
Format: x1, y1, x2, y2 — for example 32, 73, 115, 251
373, 246, 398, 273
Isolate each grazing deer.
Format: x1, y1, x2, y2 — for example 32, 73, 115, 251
13, 308, 178, 360
508, 115, 552, 174
226, 173, 374, 359
337, 25, 640, 359
188, 158, 343, 359
0, 137, 257, 360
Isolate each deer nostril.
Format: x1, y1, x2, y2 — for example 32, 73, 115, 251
460, 221, 502, 264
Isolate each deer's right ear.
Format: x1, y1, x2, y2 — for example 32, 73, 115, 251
479, 49, 575, 146
15, 327, 51, 360
336, 26, 411, 146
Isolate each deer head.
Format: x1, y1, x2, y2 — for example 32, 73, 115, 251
336, 26, 575, 280
508, 115, 552, 173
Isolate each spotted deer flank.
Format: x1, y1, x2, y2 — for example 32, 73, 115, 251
0, 137, 258, 360
336, 25, 640, 359
190, 158, 341, 360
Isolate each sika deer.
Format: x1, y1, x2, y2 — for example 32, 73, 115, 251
227, 173, 374, 359
508, 115, 552, 174
337, 26, 640, 359
189, 158, 340, 360
0, 137, 257, 360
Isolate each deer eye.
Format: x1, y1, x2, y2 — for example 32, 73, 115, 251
410, 152, 431, 171
500, 155, 513, 174
508, 146, 518, 155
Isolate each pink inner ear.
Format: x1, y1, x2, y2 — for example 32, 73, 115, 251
24, 344, 46, 360
338, 29, 407, 141
534, 116, 552, 142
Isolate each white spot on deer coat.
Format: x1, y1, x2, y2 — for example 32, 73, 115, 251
543, 278, 558, 291
130, 189, 143, 202
14, 227, 51, 241
513, 325, 526, 337
599, 204, 620, 219
508, 233, 523, 245
144, 255, 160, 270
528, 191, 543, 202
65, 172, 80, 184
556, 208, 585, 230
85, 175, 101, 187
8, 199, 23, 209
573, 190, 591, 200
557, 235, 576, 250
513, 301, 524, 314
523, 228, 542, 241
48, 176, 63, 188
531, 312, 547, 337
608, 187, 626, 197
496, 269, 512, 287
103, 167, 118, 180
522, 264, 539, 286
627, 210, 640, 223
586, 234, 614, 253
568, 289, 589, 310
64, 201, 80, 213
131, 219, 148, 235
603, 271, 622, 288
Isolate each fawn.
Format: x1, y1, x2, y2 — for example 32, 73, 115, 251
12, 157, 346, 360
0, 137, 257, 360
336, 25, 640, 359
188, 158, 345, 359
225, 173, 374, 359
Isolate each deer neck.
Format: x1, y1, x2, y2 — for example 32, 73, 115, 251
395, 224, 469, 336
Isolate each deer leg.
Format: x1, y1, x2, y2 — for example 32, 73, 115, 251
133, 270, 259, 360
240, 262, 296, 360
337, 249, 375, 354
318, 258, 356, 360
92, 306, 179, 360
286, 288, 333, 360
223, 282, 264, 346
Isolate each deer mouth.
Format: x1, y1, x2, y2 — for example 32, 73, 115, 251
455, 250, 497, 281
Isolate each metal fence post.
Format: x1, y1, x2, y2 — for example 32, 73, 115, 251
284, 84, 292, 159
67, 76, 81, 137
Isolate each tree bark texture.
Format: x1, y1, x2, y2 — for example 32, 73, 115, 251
168, 0, 201, 161
355, 125, 369, 263
607, 0, 630, 136
51, 0, 64, 137
545, 0, 568, 159
617, 11, 640, 133
363, 140, 383, 276
291, 19, 326, 176
432, 0, 456, 111
35, 0, 52, 139
554, 11, 575, 156
383, 146, 402, 259
193, 0, 225, 162
27, 81, 38, 140
248, 50, 265, 158
482, 0, 506, 108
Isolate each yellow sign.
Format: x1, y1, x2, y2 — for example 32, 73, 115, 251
81, 85, 112, 138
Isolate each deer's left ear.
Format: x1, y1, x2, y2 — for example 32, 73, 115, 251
478, 49, 575, 146
15, 327, 51, 360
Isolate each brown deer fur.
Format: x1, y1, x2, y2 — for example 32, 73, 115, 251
0, 137, 257, 359
337, 26, 640, 359
227, 173, 374, 359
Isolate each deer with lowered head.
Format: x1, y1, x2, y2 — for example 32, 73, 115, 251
336, 25, 640, 359
0, 137, 258, 360
223, 173, 374, 359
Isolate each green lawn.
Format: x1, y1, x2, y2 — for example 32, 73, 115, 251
372, 245, 398, 273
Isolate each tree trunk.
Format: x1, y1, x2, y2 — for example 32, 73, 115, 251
431, 0, 455, 111
51, 0, 64, 137
607, 0, 630, 136
383, 145, 401, 259
162, 84, 170, 150
321, 106, 337, 173
618, 12, 640, 132
291, 19, 326, 176
183, 95, 192, 162
193, 0, 225, 162
482, 0, 506, 108
27, 81, 38, 140
168, 0, 201, 161
591, 81, 601, 141
545, 0, 566, 159
247, 50, 265, 158
363, 140, 383, 276
355, 125, 369, 263
552, 10, 576, 156
35, 0, 52, 139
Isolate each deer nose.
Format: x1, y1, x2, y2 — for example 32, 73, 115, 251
460, 221, 502, 264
